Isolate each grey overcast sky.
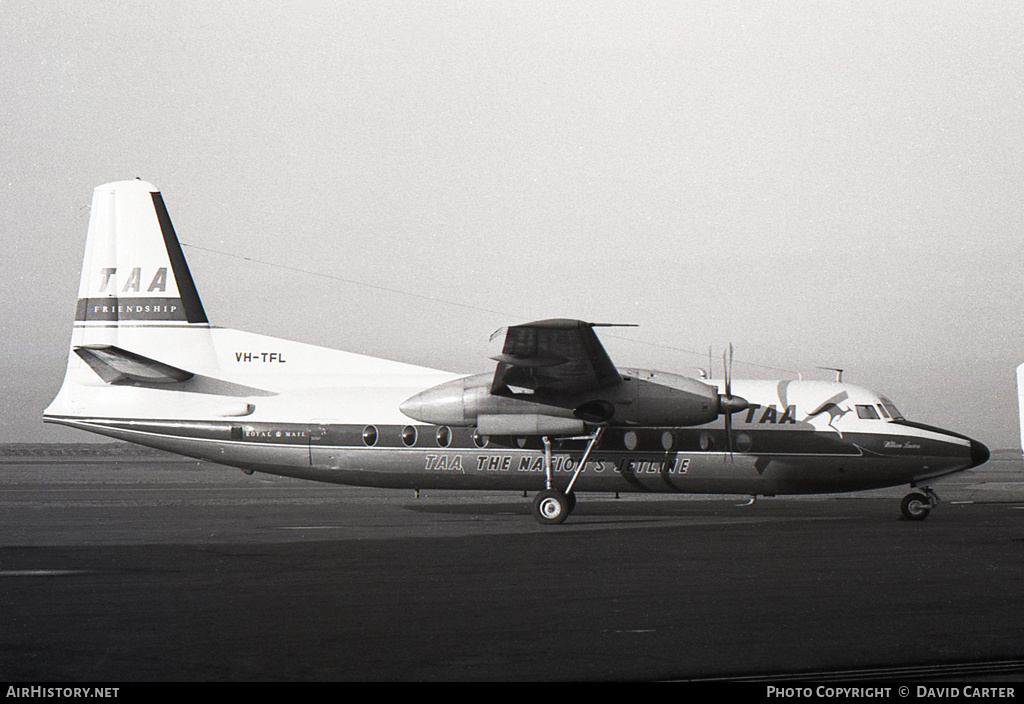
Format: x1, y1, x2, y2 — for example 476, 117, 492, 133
3, 2, 1024, 448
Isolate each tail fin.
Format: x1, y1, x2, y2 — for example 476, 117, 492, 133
76, 179, 207, 327
45, 179, 221, 426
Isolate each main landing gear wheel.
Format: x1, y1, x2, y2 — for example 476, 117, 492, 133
900, 492, 932, 521
532, 490, 573, 525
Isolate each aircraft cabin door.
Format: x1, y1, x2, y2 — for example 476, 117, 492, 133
309, 422, 337, 469
309, 421, 360, 469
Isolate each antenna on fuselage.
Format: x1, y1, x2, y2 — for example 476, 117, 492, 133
818, 367, 844, 382
697, 345, 712, 379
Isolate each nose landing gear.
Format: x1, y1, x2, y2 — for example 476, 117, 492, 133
901, 487, 939, 521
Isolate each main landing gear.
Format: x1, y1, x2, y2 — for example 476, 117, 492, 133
532, 489, 576, 525
529, 429, 602, 526
900, 487, 939, 521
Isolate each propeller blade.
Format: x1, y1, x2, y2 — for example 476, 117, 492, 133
724, 406, 734, 463
725, 344, 733, 397
718, 343, 749, 462
723, 344, 733, 462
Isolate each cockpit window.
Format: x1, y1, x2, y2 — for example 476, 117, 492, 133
856, 404, 880, 420
879, 398, 904, 420
876, 404, 890, 419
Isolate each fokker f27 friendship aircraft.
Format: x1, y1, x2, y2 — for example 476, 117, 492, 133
45, 180, 990, 524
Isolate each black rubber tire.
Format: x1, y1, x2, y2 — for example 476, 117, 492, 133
532, 490, 571, 525
901, 492, 931, 521
565, 491, 576, 513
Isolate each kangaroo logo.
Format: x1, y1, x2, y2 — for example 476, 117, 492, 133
804, 391, 850, 436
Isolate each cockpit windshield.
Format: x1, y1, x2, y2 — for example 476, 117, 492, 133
856, 405, 880, 419
878, 397, 904, 420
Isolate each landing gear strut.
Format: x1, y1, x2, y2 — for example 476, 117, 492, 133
529, 429, 601, 525
900, 487, 939, 521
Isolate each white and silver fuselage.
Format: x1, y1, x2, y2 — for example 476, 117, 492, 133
46, 325, 987, 496
44, 179, 988, 501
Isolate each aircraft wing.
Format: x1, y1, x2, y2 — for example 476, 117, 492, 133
74, 345, 194, 385
490, 319, 622, 395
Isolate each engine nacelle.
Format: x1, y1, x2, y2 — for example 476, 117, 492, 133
477, 414, 585, 436
399, 369, 725, 432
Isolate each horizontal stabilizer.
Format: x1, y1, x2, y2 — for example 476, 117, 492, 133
74, 345, 194, 385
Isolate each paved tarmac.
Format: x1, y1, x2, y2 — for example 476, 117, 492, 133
1, 452, 1023, 681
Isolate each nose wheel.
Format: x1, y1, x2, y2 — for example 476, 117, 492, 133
901, 488, 938, 521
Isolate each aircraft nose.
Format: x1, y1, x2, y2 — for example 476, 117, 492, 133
970, 439, 990, 468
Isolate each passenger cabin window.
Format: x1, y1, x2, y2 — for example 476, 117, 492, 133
362, 425, 378, 446
436, 426, 451, 448
856, 405, 880, 420
402, 426, 418, 447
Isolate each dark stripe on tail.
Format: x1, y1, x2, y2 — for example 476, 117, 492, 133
151, 192, 208, 324
75, 297, 188, 322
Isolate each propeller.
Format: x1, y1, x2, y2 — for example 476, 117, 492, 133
719, 343, 749, 461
